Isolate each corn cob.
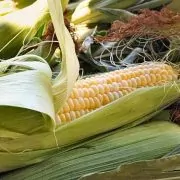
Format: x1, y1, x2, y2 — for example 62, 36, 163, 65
58, 62, 178, 123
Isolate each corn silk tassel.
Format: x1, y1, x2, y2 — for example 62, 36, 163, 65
0, 0, 179, 173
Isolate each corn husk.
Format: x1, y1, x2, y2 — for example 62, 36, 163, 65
69, 0, 138, 25
0, 0, 50, 59
0, 1, 16, 16
2, 120, 180, 180
80, 154, 180, 180
0, 0, 79, 172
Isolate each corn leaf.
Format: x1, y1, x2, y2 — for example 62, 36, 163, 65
128, 0, 172, 12
70, 0, 140, 24
48, 0, 79, 112
0, 0, 50, 59
80, 154, 180, 180
0, 0, 179, 174
0, 54, 55, 134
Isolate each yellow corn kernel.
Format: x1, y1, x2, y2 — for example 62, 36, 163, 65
140, 75, 148, 86
107, 92, 115, 101
89, 88, 96, 97
84, 97, 90, 109
130, 78, 138, 88
83, 88, 90, 97
89, 97, 96, 109
91, 85, 100, 94
103, 94, 111, 105
135, 77, 142, 87
93, 97, 102, 108
103, 84, 110, 93
73, 99, 81, 111
120, 80, 129, 89
97, 84, 105, 94
69, 111, 76, 120
62, 102, 70, 113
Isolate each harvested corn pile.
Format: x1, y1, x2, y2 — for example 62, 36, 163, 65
1, 0, 180, 180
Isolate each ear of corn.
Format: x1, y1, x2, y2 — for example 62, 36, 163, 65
54, 80, 180, 148
0, 0, 50, 59
58, 62, 178, 123
2, 120, 180, 180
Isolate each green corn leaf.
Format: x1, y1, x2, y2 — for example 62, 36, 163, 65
0, 0, 50, 59
0, 1, 16, 16
79, 154, 180, 180
70, 0, 140, 24
128, 0, 172, 12
49, 0, 79, 113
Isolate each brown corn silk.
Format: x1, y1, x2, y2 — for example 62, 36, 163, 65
97, 8, 180, 42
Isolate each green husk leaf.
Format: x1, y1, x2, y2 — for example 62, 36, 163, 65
99, 8, 136, 22
0, 0, 179, 174
128, 0, 172, 12
0, 54, 55, 134
0, 0, 50, 59
80, 154, 180, 180
70, 0, 140, 24
2, 121, 180, 180
14, 0, 69, 10
13, 0, 37, 9
49, 0, 79, 112
0, 1, 16, 16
